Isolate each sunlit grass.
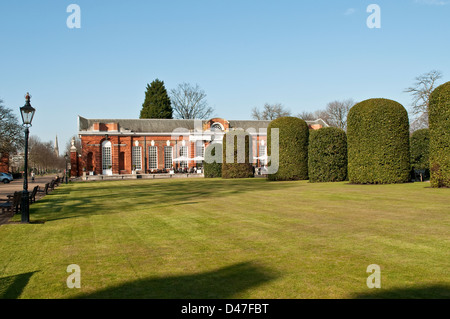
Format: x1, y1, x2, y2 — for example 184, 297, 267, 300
0, 178, 449, 299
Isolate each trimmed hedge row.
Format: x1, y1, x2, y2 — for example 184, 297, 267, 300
222, 130, 254, 179
308, 127, 348, 183
429, 81, 450, 188
203, 143, 223, 178
347, 98, 410, 184
267, 117, 309, 181
410, 128, 430, 172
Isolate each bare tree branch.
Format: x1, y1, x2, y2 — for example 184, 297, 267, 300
325, 99, 355, 130
404, 70, 443, 115
251, 103, 291, 120
0, 99, 23, 155
170, 83, 214, 119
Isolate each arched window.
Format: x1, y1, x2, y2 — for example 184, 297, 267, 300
102, 140, 112, 175
211, 123, 224, 131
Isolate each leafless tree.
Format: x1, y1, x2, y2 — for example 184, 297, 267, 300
404, 70, 443, 115
297, 109, 331, 125
296, 111, 316, 121
251, 103, 291, 120
325, 99, 355, 130
410, 112, 429, 134
313, 109, 332, 125
29, 136, 65, 174
0, 99, 23, 156
170, 83, 214, 119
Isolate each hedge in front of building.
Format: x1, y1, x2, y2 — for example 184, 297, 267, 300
267, 117, 309, 181
410, 128, 430, 178
203, 143, 222, 178
429, 81, 450, 188
308, 127, 348, 183
347, 98, 410, 184
222, 130, 254, 179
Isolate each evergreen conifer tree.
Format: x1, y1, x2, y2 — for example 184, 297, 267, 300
140, 79, 173, 119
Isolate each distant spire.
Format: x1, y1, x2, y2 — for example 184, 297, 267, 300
54, 135, 59, 157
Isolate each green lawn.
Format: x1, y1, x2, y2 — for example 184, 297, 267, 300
0, 178, 449, 299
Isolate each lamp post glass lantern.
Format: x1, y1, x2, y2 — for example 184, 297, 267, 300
20, 93, 36, 223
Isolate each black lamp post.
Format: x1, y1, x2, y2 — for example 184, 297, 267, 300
64, 153, 69, 184
20, 93, 36, 224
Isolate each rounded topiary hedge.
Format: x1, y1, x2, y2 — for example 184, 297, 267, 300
222, 130, 254, 179
347, 98, 410, 184
308, 127, 348, 183
267, 117, 309, 181
429, 81, 450, 188
203, 143, 222, 178
410, 128, 430, 179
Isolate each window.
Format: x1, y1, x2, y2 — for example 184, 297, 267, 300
196, 142, 205, 163
102, 141, 112, 170
180, 146, 188, 168
149, 146, 158, 170
164, 146, 173, 169
132, 146, 142, 170
87, 152, 93, 171
211, 123, 223, 131
259, 143, 267, 165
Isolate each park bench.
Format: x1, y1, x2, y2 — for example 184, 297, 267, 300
37, 183, 50, 195
0, 191, 22, 216
49, 179, 56, 191
29, 185, 39, 204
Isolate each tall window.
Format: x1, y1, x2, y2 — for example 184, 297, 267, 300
132, 146, 142, 170
180, 146, 188, 168
149, 146, 158, 170
102, 141, 112, 170
259, 143, 267, 165
196, 142, 205, 163
164, 146, 173, 169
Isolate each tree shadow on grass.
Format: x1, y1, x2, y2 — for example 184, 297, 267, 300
76, 262, 276, 299
0, 271, 39, 299
352, 284, 450, 299
29, 178, 300, 222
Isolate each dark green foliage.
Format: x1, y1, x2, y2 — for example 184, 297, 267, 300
222, 131, 254, 179
410, 128, 430, 174
428, 81, 450, 188
203, 143, 222, 178
267, 117, 309, 181
140, 79, 173, 119
308, 127, 348, 183
347, 98, 410, 184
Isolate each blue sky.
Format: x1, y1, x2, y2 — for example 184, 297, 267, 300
1, 0, 449, 154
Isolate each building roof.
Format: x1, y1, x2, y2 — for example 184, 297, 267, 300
78, 116, 328, 134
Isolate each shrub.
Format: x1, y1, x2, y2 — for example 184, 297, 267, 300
347, 98, 410, 184
308, 127, 348, 183
429, 81, 450, 188
267, 117, 309, 181
222, 130, 254, 179
203, 143, 222, 178
410, 128, 430, 180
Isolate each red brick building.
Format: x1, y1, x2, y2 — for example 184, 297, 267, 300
0, 153, 9, 173
72, 116, 328, 176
